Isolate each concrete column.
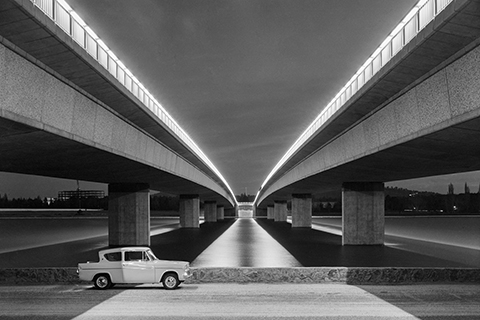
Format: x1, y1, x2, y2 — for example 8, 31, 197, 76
108, 183, 150, 247
274, 201, 288, 222
180, 194, 200, 228
342, 182, 385, 245
217, 205, 225, 220
292, 194, 312, 228
204, 201, 217, 222
267, 206, 274, 219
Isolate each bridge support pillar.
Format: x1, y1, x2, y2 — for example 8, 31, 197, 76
217, 205, 225, 220
267, 206, 274, 219
204, 201, 217, 222
342, 182, 384, 245
292, 194, 312, 228
274, 201, 288, 222
180, 195, 200, 228
108, 183, 150, 247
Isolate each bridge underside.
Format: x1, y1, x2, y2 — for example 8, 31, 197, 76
0, 116, 231, 206
0, 0, 234, 207
259, 0, 480, 206
260, 113, 480, 203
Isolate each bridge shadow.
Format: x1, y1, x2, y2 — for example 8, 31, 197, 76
256, 219, 464, 267
0, 235, 108, 268
0, 219, 235, 268
150, 219, 236, 262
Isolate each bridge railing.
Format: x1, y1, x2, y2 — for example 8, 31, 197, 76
260, 0, 453, 191
29, 0, 236, 203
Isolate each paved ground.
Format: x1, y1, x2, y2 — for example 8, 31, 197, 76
191, 219, 302, 267
0, 283, 479, 319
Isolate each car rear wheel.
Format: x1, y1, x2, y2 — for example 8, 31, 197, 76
162, 273, 179, 290
93, 274, 112, 290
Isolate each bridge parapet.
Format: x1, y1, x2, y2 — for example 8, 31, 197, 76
259, 0, 456, 195
256, 0, 480, 206
26, 0, 234, 200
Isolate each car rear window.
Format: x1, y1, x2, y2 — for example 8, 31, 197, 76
104, 252, 121, 261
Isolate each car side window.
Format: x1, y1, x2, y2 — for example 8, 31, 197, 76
125, 251, 149, 261
104, 252, 121, 262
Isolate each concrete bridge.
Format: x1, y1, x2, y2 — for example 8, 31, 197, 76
0, 0, 236, 246
255, 0, 480, 244
2, 0, 480, 251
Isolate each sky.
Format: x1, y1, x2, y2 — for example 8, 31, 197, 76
2, 0, 480, 199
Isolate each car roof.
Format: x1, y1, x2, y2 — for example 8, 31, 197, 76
99, 246, 151, 254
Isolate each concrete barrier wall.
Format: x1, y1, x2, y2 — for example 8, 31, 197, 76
0, 41, 231, 201
261, 42, 480, 202
1, 267, 478, 285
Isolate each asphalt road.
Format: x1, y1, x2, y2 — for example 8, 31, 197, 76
0, 283, 479, 319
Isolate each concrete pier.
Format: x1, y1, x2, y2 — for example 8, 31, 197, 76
108, 183, 150, 247
180, 195, 200, 228
204, 201, 217, 222
217, 206, 225, 220
291, 194, 312, 228
274, 201, 287, 222
267, 206, 274, 219
342, 182, 385, 245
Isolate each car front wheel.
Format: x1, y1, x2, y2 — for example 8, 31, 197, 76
93, 274, 112, 290
162, 273, 179, 290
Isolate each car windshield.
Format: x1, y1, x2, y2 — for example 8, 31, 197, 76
146, 250, 158, 261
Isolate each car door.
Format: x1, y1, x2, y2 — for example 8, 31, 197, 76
122, 250, 155, 283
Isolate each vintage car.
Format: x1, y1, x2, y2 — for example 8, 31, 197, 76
77, 246, 191, 290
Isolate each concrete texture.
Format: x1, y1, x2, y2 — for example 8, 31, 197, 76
179, 195, 200, 228
0, 4, 236, 207
0, 0, 234, 206
274, 201, 287, 222
291, 194, 312, 228
191, 218, 302, 267
216, 206, 224, 220
342, 182, 385, 245
260, 42, 480, 203
108, 183, 150, 247
0, 40, 234, 206
257, 1, 480, 206
267, 206, 274, 219
204, 201, 217, 222
0, 267, 478, 285
1, 283, 480, 319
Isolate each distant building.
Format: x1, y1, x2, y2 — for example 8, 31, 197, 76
58, 190, 105, 201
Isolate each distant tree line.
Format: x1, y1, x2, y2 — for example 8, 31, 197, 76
0, 193, 108, 209
235, 184, 480, 216
385, 184, 480, 214
0, 193, 179, 211
312, 184, 480, 215
2, 183, 479, 214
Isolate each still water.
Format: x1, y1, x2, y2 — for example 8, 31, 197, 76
0, 215, 478, 268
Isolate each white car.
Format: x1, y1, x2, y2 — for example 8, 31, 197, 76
77, 247, 191, 290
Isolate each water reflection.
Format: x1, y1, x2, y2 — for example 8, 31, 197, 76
191, 218, 302, 267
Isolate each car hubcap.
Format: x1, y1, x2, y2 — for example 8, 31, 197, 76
97, 277, 107, 288
165, 276, 176, 288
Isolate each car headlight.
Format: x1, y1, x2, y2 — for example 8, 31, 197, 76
184, 264, 192, 277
